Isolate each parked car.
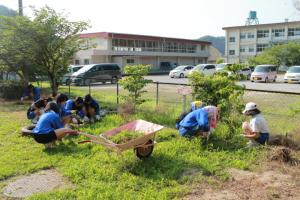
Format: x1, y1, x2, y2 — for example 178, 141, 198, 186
62, 65, 83, 85
250, 65, 278, 83
216, 63, 232, 72
169, 65, 194, 78
284, 66, 300, 83
189, 64, 216, 76
71, 63, 121, 86
227, 67, 252, 80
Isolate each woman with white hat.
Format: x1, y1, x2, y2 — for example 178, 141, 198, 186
242, 102, 269, 146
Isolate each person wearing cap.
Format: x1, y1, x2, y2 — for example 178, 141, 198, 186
190, 101, 205, 112
83, 94, 100, 123
242, 102, 270, 146
32, 102, 78, 147
21, 84, 41, 102
176, 108, 210, 137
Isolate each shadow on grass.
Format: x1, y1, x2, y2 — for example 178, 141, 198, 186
121, 153, 212, 181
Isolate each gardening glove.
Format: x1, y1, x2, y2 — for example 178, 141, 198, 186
95, 115, 101, 120
83, 116, 90, 122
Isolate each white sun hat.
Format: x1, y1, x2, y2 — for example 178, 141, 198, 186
243, 102, 257, 114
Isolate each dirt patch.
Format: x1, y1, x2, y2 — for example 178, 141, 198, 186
184, 164, 300, 200
2, 169, 73, 198
269, 134, 300, 150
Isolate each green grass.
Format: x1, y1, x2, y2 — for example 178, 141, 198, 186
1, 84, 299, 199
0, 100, 261, 199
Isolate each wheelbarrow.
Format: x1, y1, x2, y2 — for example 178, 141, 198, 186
78, 119, 164, 159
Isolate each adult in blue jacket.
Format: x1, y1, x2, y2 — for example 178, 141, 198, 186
32, 102, 77, 145
83, 94, 100, 122
176, 108, 210, 137
21, 84, 41, 102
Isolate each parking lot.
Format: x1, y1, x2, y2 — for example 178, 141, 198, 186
145, 74, 300, 93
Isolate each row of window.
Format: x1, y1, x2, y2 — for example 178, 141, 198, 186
229, 44, 269, 55
75, 59, 89, 65
111, 39, 205, 53
229, 27, 300, 42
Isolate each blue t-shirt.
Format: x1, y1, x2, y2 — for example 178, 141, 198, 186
64, 99, 84, 118
32, 111, 63, 134
178, 108, 209, 135
89, 99, 100, 115
22, 87, 41, 102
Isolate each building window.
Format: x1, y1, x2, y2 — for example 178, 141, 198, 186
84, 59, 89, 65
75, 60, 80, 65
288, 28, 300, 36
272, 28, 285, 37
257, 44, 268, 52
201, 45, 206, 51
229, 50, 235, 55
247, 33, 255, 39
249, 46, 255, 53
126, 59, 134, 64
240, 33, 246, 39
229, 37, 236, 42
240, 47, 246, 53
257, 30, 269, 38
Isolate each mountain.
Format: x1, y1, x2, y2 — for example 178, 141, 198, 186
198, 36, 225, 55
0, 5, 17, 17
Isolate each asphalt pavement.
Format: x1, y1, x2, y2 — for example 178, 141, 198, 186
144, 75, 300, 93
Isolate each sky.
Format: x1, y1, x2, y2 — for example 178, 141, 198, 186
1, 0, 299, 39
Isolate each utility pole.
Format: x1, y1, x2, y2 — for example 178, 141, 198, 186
18, 0, 23, 16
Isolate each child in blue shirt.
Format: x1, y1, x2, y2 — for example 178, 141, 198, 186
83, 94, 100, 122
21, 84, 41, 102
32, 102, 78, 146
176, 108, 210, 137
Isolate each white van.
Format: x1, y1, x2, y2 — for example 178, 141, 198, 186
250, 65, 277, 83
189, 64, 216, 76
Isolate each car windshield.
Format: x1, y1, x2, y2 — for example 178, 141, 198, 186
254, 66, 270, 72
216, 64, 225, 69
73, 66, 82, 72
74, 65, 94, 74
194, 65, 204, 70
174, 66, 186, 70
288, 67, 300, 73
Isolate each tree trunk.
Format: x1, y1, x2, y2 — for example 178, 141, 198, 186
49, 76, 58, 97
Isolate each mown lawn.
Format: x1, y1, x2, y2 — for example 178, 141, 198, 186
0, 84, 299, 199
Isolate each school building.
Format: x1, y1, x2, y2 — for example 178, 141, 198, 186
223, 20, 300, 63
73, 32, 213, 71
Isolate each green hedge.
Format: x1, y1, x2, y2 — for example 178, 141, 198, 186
0, 81, 24, 100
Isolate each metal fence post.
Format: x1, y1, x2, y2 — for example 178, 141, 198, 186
89, 81, 91, 95
156, 82, 159, 106
68, 82, 71, 97
117, 81, 119, 105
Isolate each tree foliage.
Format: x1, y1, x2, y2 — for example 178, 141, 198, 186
0, 6, 89, 96
188, 72, 245, 116
119, 65, 152, 110
248, 42, 300, 67
216, 58, 224, 64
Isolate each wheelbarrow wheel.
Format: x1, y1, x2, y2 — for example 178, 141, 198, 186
21, 125, 35, 136
135, 140, 154, 159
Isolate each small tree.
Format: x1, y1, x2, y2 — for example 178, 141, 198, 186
216, 58, 224, 64
119, 65, 152, 111
188, 72, 244, 115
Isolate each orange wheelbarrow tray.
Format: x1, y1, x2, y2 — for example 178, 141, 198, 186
79, 119, 164, 159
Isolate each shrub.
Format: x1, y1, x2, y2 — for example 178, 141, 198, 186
188, 72, 245, 116
0, 81, 24, 100
119, 65, 152, 111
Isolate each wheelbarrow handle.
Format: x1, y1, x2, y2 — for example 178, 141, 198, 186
78, 140, 92, 144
